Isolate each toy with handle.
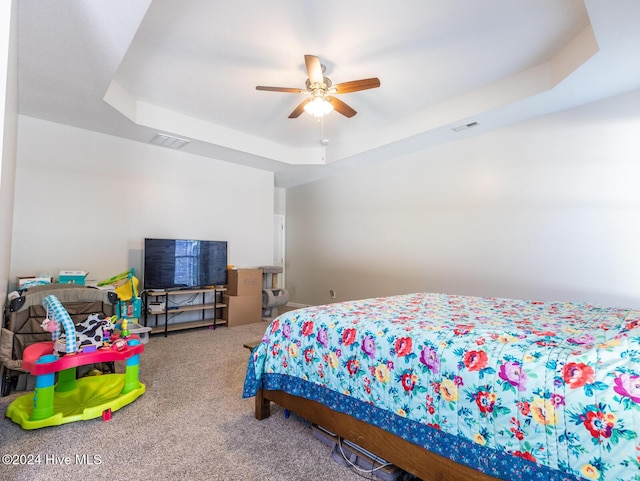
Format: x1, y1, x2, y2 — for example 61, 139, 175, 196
41, 295, 77, 354
6, 338, 145, 429
96, 268, 134, 287
97, 269, 140, 316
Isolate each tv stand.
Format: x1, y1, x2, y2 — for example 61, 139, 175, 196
142, 287, 227, 337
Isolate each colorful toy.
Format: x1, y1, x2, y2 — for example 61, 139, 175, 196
121, 318, 130, 338
97, 268, 136, 294
41, 295, 77, 354
41, 310, 116, 354
75, 313, 114, 350
111, 338, 127, 351
102, 315, 116, 345
5, 338, 145, 429
5, 299, 146, 430
98, 269, 142, 321
40, 318, 70, 356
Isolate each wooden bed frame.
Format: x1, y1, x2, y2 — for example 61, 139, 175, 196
255, 388, 501, 481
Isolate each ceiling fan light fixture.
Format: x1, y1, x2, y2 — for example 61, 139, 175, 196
256, 55, 380, 119
304, 97, 334, 117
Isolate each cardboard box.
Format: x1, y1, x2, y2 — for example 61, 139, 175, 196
226, 268, 262, 296
222, 294, 262, 326
59, 270, 87, 285
17, 276, 52, 287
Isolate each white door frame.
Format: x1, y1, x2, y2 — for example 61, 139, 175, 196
273, 214, 285, 288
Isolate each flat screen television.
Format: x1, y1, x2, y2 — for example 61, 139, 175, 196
143, 238, 227, 290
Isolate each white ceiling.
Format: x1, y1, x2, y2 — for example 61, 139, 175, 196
17, 0, 640, 188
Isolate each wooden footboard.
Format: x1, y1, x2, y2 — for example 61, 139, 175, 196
256, 388, 500, 481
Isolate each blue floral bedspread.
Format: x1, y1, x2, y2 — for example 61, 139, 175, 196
243, 293, 640, 481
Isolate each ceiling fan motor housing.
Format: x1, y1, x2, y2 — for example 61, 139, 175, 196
305, 76, 333, 94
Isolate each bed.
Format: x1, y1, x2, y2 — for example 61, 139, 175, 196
243, 292, 640, 481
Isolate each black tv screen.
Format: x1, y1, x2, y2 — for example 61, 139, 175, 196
143, 238, 227, 290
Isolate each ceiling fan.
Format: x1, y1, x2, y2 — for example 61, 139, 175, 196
256, 55, 381, 119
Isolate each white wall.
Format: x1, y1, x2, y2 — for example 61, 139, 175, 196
274, 187, 286, 215
286, 88, 640, 308
10, 116, 274, 289
0, 0, 18, 304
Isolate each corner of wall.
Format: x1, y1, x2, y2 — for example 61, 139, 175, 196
0, 0, 19, 307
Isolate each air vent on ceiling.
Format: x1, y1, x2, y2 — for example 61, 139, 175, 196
149, 133, 190, 149
452, 121, 479, 133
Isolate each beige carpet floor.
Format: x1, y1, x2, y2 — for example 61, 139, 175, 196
0, 321, 382, 481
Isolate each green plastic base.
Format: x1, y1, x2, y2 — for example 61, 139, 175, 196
6, 373, 145, 430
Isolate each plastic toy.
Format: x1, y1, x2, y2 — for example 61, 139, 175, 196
98, 268, 142, 320
121, 318, 130, 338
97, 268, 138, 299
5, 298, 145, 430
41, 294, 77, 354
103, 315, 116, 344
74, 313, 114, 351
5, 338, 145, 429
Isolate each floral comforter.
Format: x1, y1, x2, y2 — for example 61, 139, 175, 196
243, 293, 640, 481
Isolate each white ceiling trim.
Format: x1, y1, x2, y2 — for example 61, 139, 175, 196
103, 23, 599, 169
17, 0, 640, 188
104, 81, 326, 165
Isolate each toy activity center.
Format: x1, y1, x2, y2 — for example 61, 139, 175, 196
3, 275, 147, 430
6, 334, 145, 429
2, 261, 283, 430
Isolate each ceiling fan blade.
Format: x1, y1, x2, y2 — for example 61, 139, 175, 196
327, 97, 357, 118
256, 86, 305, 93
289, 98, 311, 118
304, 55, 324, 85
333, 78, 381, 94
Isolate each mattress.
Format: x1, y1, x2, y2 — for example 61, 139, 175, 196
243, 292, 640, 481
